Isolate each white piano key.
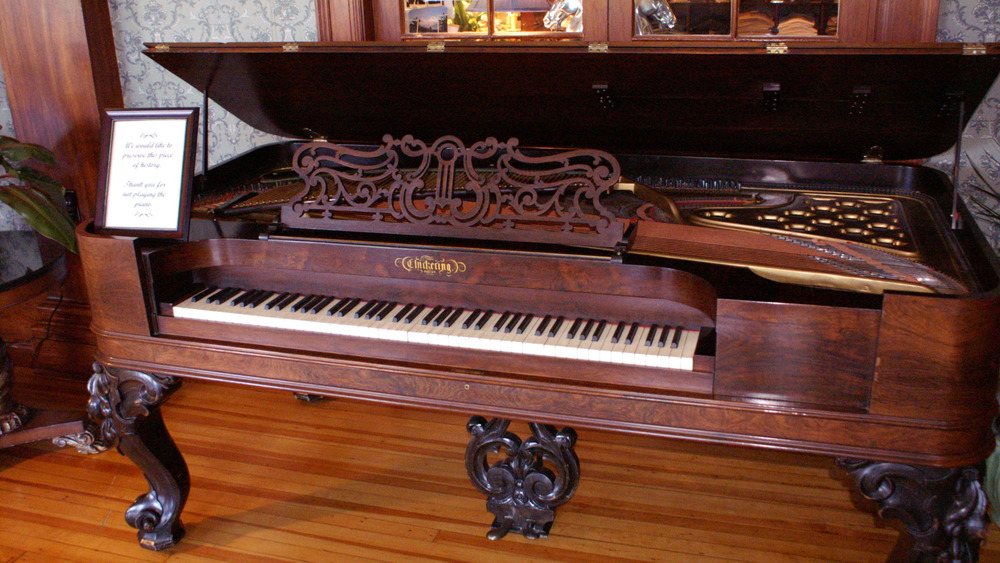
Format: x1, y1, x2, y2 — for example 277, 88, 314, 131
174, 288, 703, 371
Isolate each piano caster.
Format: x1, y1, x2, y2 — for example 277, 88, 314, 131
465, 416, 580, 541
837, 458, 988, 562
87, 363, 189, 551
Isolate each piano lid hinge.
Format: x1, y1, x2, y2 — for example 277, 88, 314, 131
427, 41, 446, 52
765, 42, 789, 55
588, 42, 609, 53
152, 44, 170, 52
964, 43, 987, 55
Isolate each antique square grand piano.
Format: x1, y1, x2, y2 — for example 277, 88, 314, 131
77, 41, 1000, 560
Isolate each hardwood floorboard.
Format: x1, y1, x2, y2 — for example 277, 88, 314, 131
4, 371, 999, 562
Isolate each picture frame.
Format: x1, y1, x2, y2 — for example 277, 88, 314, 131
94, 108, 199, 239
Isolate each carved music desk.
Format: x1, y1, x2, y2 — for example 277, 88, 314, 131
78, 42, 1000, 561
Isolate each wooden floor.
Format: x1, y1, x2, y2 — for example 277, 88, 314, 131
3, 370, 999, 563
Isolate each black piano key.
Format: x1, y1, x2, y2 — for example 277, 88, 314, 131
191, 286, 217, 302
405, 304, 426, 324
310, 295, 336, 314
355, 300, 378, 318
337, 298, 361, 317
248, 290, 275, 308
535, 315, 552, 337
658, 326, 671, 348
645, 325, 659, 347
291, 295, 319, 313
516, 314, 533, 335
592, 320, 607, 342
493, 312, 511, 332
548, 316, 565, 338
566, 318, 582, 340
230, 290, 254, 307
444, 308, 463, 327
393, 303, 415, 322
373, 301, 396, 320
433, 307, 453, 326
671, 326, 684, 349
208, 287, 238, 304
579, 319, 595, 341
422, 306, 443, 325
274, 293, 301, 311
264, 292, 290, 310
611, 321, 626, 344
463, 309, 482, 330
504, 313, 522, 333
475, 311, 494, 331
625, 322, 639, 345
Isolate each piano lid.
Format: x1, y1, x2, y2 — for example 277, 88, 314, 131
144, 41, 1000, 162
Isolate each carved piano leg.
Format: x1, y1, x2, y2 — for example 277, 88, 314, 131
837, 458, 988, 562
87, 363, 189, 551
465, 416, 580, 540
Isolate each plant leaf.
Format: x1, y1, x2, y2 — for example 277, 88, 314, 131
9, 165, 65, 204
0, 185, 77, 253
0, 138, 56, 166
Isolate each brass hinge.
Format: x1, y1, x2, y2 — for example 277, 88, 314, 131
964, 43, 987, 55
427, 41, 446, 52
588, 42, 609, 53
282, 43, 299, 52
765, 42, 789, 54
152, 44, 170, 52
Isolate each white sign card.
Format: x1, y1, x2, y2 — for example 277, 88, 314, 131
95, 108, 198, 238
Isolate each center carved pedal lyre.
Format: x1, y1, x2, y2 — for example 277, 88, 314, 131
465, 416, 580, 540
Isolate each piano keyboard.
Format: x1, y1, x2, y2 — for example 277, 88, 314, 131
173, 287, 700, 370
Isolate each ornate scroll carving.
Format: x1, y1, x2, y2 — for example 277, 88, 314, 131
838, 458, 988, 562
88, 363, 189, 551
465, 416, 580, 540
285, 135, 625, 248
0, 339, 30, 435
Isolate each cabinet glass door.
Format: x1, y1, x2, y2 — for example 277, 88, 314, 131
402, 0, 584, 37
634, 0, 732, 36
737, 0, 838, 37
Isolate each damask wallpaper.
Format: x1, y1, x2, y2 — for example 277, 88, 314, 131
936, 0, 1000, 250
107, 0, 317, 167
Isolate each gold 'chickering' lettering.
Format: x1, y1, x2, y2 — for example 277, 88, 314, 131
394, 255, 467, 277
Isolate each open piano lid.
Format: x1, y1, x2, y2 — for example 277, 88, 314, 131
146, 41, 1000, 162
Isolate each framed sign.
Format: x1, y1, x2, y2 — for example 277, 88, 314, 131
94, 108, 199, 238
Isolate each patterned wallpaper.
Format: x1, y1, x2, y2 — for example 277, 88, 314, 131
107, 0, 317, 168
936, 0, 1000, 251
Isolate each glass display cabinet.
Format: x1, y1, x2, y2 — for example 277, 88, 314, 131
403, 0, 575, 36
337, 0, 936, 46
630, 0, 841, 39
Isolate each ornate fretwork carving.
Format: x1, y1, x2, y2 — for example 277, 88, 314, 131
284, 135, 625, 248
87, 363, 189, 551
52, 422, 111, 454
465, 416, 580, 540
0, 338, 29, 435
838, 458, 988, 562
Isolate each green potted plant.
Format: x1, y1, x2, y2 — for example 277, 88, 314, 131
0, 127, 77, 436
0, 128, 77, 253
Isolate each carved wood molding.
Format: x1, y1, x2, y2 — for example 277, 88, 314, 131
285, 135, 626, 249
316, 0, 373, 41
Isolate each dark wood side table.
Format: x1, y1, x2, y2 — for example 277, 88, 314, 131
0, 237, 88, 449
